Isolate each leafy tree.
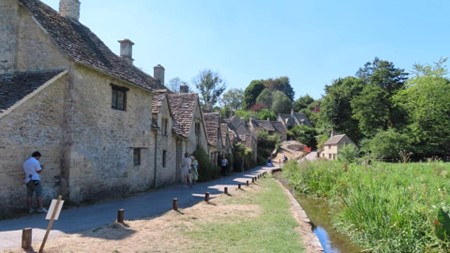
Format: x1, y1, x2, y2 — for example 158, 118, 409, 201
361, 128, 410, 161
394, 58, 450, 158
193, 69, 226, 110
271, 90, 292, 114
317, 77, 364, 143
288, 124, 317, 149
356, 57, 408, 95
338, 144, 359, 163
219, 88, 244, 110
255, 88, 272, 109
264, 76, 295, 101
351, 84, 390, 137
243, 80, 265, 109
293, 94, 315, 112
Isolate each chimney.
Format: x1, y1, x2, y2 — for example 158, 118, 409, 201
118, 39, 134, 65
59, 0, 81, 21
180, 84, 189, 93
153, 64, 165, 85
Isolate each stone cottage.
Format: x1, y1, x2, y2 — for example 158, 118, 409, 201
320, 134, 355, 160
0, 0, 168, 213
203, 112, 224, 165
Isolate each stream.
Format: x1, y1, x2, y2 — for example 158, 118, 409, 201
274, 173, 362, 253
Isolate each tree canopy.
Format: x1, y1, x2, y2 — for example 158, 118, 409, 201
193, 69, 226, 110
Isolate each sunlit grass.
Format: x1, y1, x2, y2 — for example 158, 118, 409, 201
284, 160, 450, 253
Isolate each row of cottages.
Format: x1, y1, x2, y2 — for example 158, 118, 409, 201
0, 0, 216, 214
249, 117, 288, 141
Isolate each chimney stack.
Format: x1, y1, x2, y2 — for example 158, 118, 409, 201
180, 84, 189, 93
59, 0, 81, 21
153, 64, 165, 85
118, 39, 134, 65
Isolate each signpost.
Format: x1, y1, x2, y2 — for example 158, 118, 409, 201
39, 195, 64, 253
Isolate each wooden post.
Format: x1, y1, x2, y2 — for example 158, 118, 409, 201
117, 209, 125, 223
205, 192, 210, 202
39, 195, 62, 253
21, 228, 32, 250
224, 187, 228, 194
246, 180, 249, 186
238, 184, 241, 189
172, 198, 178, 211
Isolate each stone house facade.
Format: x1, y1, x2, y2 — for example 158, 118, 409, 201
0, 0, 169, 213
320, 134, 355, 160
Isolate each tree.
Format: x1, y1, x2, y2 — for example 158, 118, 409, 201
255, 88, 272, 109
168, 77, 189, 93
356, 57, 408, 95
361, 128, 410, 161
271, 90, 292, 114
256, 109, 276, 121
243, 80, 265, 109
317, 77, 364, 143
293, 94, 315, 112
193, 69, 226, 110
288, 124, 317, 149
265, 76, 295, 101
394, 58, 450, 158
219, 88, 244, 110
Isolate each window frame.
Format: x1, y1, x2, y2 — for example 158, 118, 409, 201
111, 84, 129, 111
133, 148, 141, 165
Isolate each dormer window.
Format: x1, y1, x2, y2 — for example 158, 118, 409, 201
111, 84, 129, 110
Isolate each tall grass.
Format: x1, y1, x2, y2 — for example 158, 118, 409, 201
283, 160, 450, 252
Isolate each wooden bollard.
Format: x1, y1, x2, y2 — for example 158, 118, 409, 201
238, 184, 241, 189
252, 178, 255, 183
117, 209, 125, 223
205, 192, 210, 202
246, 180, 249, 186
224, 187, 228, 194
22, 227, 32, 250
173, 198, 178, 211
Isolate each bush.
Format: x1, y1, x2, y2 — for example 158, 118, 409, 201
193, 146, 220, 182
338, 144, 359, 163
362, 128, 411, 161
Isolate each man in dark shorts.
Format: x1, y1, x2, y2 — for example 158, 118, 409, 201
23, 151, 47, 213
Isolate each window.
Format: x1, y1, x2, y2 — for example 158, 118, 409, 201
111, 84, 129, 110
162, 150, 167, 167
195, 122, 201, 136
162, 118, 168, 136
133, 148, 141, 165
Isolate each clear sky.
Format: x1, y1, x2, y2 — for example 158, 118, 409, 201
41, 0, 450, 100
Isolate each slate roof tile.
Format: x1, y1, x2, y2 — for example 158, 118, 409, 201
167, 93, 198, 137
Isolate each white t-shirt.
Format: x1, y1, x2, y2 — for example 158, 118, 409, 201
221, 158, 228, 167
23, 157, 42, 183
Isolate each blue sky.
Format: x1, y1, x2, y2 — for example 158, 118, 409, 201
41, 0, 450, 100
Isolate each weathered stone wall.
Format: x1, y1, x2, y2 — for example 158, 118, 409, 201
0, 74, 67, 214
186, 103, 209, 155
65, 64, 154, 203
0, 0, 18, 74
153, 101, 177, 187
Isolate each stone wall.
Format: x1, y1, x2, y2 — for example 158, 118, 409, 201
0, 74, 67, 214
0, 0, 18, 74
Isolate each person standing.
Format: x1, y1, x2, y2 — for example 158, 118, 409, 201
191, 156, 199, 184
23, 151, 47, 214
220, 156, 228, 176
180, 152, 192, 187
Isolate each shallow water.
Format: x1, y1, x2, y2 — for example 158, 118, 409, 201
275, 173, 362, 253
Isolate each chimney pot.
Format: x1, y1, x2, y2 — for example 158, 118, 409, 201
59, 0, 81, 21
180, 84, 189, 93
153, 64, 165, 86
118, 39, 134, 65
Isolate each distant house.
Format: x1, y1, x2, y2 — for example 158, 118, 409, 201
320, 134, 355, 160
249, 118, 287, 141
277, 110, 312, 129
227, 115, 257, 163
203, 112, 224, 165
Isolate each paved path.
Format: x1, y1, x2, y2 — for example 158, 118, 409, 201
0, 167, 271, 251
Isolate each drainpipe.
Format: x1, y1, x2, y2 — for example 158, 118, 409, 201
153, 131, 158, 188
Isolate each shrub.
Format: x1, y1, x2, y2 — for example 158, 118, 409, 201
193, 146, 220, 182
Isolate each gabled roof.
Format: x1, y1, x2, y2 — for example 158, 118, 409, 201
220, 123, 230, 147
271, 121, 287, 134
19, 0, 164, 91
203, 112, 221, 146
0, 70, 64, 112
278, 112, 312, 127
251, 119, 275, 132
324, 134, 351, 145
151, 91, 168, 114
292, 112, 312, 126
167, 93, 199, 137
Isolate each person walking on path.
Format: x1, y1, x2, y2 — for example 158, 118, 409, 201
220, 156, 228, 176
23, 151, 47, 214
180, 152, 192, 187
191, 156, 199, 184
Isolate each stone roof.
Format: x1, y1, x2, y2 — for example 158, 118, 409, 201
271, 121, 287, 134
203, 112, 221, 146
151, 91, 167, 114
324, 134, 348, 145
19, 0, 165, 91
0, 69, 64, 112
220, 123, 229, 147
278, 112, 312, 127
251, 119, 276, 132
167, 93, 198, 138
